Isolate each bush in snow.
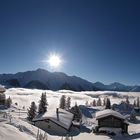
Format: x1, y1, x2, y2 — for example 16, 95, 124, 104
5, 96, 12, 108
27, 101, 37, 121
38, 92, 48, 114
59, 95, 66, 109
105, 98, 111, 109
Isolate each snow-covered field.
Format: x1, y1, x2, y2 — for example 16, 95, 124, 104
0, 88, 140, 140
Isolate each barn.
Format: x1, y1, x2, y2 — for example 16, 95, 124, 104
33, 108, 74, 135
95, 109, 129, 134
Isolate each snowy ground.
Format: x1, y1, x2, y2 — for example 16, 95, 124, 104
0, 88, 140, 140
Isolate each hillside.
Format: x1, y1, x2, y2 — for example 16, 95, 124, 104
0, 69, 140, 91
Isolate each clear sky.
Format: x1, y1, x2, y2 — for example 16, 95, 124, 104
0, 0, 140, 85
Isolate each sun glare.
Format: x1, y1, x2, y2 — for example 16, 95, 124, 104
48, 54, 61, 67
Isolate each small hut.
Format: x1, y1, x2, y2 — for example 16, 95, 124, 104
95, 109, 129, 134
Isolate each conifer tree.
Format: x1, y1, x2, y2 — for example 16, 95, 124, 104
38, 92, 48, 114
66, 97, 71, 110
92, 100, 96, 106
6, 96, 12, 108
85, 101, 89, 107
27, 101, 37, 121
126, 96, 130, 104
59, 95, 66, 109
70, 103, 81, 121
105, 98, 111, 109
133, 100, 136, 107
97, 97, 102, 106
136, 97, 140, 107
103, 98, 106, 106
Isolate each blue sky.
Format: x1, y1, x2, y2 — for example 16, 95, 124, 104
0, 0, 140, 85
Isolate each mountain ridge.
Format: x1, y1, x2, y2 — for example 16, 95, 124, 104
0, 68, 140, 92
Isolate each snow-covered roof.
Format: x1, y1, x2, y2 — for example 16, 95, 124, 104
33, 108, 74, 130
0, 86, 6, 93
96, 109, 125, 120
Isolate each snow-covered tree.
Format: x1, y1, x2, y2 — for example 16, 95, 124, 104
103, 98, 106, 106
133, 100, 137, 107
136, 97, 140, 107
92, 100, 96, 106
66, 97, 71, 110
125, 96, 130, 104
27, 101, 37, 121
38, 92, 48, 114
5, 96, 12, 108
70, 103, 81, 122
105, 98, 111, 109
97, 97, 102, 106
85, 101, 89, 107
59, 95, 66, 109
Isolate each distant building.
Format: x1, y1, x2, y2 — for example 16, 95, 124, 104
95, 109, 129, 134
33, 108, 74, 135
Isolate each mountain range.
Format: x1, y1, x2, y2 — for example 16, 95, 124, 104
0, 68, 140, 92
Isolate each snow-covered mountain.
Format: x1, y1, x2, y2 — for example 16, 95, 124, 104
0, 68, 96, 91
0, 68, 140, 91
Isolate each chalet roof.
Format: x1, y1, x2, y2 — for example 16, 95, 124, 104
33, 108, 74, 130
96, 109, 125, 120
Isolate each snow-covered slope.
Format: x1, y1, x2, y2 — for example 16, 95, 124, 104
0, 88, 140, 140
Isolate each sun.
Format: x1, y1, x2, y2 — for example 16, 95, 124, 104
47, 54, 61, 67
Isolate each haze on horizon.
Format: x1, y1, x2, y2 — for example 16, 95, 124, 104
0, 0, 140, 85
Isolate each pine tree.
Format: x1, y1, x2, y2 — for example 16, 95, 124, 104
59, 95, 66, 109
66, 97, 71, 110
92, 100, 96, 106
126, 96, 130, 104
136, 97, 140, 107
103, 98, 106, 106
133, 100, 136, 107
27, 101, 37, 121
38, 92, 48, 114
70, 103, 81, 122
85, 101, 89, 107
97, 97, 102, 106
6, 96, 12, 108
105, 98, 111, 109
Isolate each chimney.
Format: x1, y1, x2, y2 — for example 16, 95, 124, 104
56, 108, 59, 121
